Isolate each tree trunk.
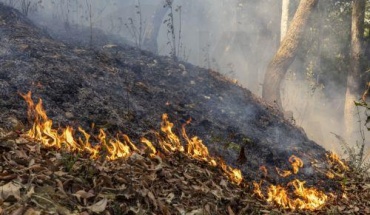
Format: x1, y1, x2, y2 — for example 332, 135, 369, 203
142, 1, 169, 54
344, 0, 366, 141
280, 0, 290, 41
262, 0, 318, 109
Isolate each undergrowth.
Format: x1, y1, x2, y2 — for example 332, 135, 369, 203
332, 100, 370, 174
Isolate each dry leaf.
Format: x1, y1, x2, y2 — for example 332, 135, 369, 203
165, 193, 175, 203
86, 198, 107, 213
187, 208, 204, 215
0, 182, 22, 201
23, 207, 41, 215
227, 206, 235, 215
147, 191, 157, 210
10, 206, 24, 215
73, 190, 95, 205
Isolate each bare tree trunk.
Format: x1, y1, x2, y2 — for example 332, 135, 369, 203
280, 0, 290, 41
143, 1, 169, 54
344, 0, 366, 141
262, 0, 318, 110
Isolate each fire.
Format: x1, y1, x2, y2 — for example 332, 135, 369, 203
326, 152, 349, 171
259, 165, 268, 177
276, 167, 292, 177
181, 118, 217, 166
159, 113, 184, 153
21, 92, 242, 184
253, 181, 264, 199
20, 92, 329, 210
254, 155, 328, 210
289, 155, 303, 174
266, 179, 327, 210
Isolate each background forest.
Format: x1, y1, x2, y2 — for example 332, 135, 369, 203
2, 0, 369, 157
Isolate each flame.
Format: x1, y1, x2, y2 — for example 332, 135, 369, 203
253, 181, 264, 199
140, 137, 157, 156
266, 179, 327, 210
326, 171, 335, 179
20, 92, 329, 210
159, 113, 184, 153
254, 155, 328, 210
289, 155, 303, 174
21, 92, 243, 185
276, 167, 292, 177
259, 165, 268, 177
181, 119, 216, 166
219, 159, 243, 185
326, 152, 349, 171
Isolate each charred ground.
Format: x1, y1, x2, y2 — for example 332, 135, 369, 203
0, 2, 331, 186
0, 3, 369, 214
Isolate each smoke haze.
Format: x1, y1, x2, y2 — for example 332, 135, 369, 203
4, 0, 369, 155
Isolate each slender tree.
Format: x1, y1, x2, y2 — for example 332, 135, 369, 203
262, 0, 318, 110
344, 0, 366, 140
280, 0, 290, 41
142, 0, 169, 54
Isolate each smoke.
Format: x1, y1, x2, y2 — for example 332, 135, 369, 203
2, 0, 369, 155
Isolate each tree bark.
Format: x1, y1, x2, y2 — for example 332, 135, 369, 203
344, 0, 366, 140
280, 0, 290, 41
262, 0, 318, 109
142, 1, 169, 54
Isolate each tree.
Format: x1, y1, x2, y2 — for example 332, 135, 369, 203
344, 0, 366, 140
262, 0, 318, 110
281, 0, 290, 41
142, 0, 169, 54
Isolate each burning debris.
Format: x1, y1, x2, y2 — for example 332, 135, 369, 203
0, 92, 365, 213
20, 91, 242, 185
0, 3, 369, 214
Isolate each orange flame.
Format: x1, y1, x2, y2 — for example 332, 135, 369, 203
219, 159, 243, 185
253, 181, 265, 199
266, 179, 327, 210
259, 165, 268, 177
326, 152, 349, 171
275, 167, 292, 177
159, 113, 184, 153
181, 119, 216, 166
21, 92, 243, 185
289, 155, 303, 174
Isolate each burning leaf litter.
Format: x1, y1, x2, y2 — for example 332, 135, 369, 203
0, 92, 369, 214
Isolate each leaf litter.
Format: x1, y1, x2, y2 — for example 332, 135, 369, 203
0, 124, 369, 214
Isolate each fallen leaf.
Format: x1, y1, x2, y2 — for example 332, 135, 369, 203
0, 173, 17, 181
227, 205, 235, 215
147, 191, 157, 210
73, 190, 95, 205
10, 206, 24, 215
165, 193, 175, 203
86, 198, 107, 213
0, 182, 22, 201
187, 208, 204, 215
23, 207, 41, 215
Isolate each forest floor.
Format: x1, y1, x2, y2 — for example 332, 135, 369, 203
0, 3, 369, 214
0, 128, 369, 214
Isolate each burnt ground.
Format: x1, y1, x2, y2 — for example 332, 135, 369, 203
0, 3, 336, 192
1, 3, 370, 214
0, 3, 334, 187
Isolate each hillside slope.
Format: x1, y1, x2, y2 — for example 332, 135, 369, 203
1, 3, 325, 185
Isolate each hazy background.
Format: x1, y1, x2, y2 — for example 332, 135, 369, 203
2, 0, 369, 155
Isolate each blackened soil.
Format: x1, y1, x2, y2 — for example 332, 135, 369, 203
0, 3, 335, 188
